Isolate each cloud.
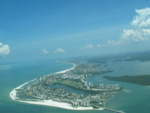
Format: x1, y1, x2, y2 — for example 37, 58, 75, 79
103, 7, 150, 47
42, 49, 49, 54
131, 7, 150, 28
54, 48, 66, 53
0, 42, 10, 56
81, 44, 94, 50
97, 44, 101, 47
121, 8, 150, 42
120, 8, 150, 43
120, 29, 148, 42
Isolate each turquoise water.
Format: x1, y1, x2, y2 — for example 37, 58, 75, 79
0, 59, 150, 113
88, 60, 150, 113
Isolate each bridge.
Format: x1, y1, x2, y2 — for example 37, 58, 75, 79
104, 108, 125, 113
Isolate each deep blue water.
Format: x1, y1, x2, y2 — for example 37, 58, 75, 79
0, 59, 150, 113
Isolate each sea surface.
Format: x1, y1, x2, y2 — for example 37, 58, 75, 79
0, 59, 150, 113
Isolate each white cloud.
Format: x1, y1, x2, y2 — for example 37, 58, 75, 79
81, 44, 94, 50
107, 40, 118, 45
42, 49, 49, 54
0, 42, 10, 56
122, 7, 150, 42
97, 44, 101, 47
131, 7, 150, 28
54, 48, 66, 53
104, 7, 150, 47
121, 29, 147, 42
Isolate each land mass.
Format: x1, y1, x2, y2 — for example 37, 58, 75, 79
10, 62, 122, 110
103, 75, 150, 85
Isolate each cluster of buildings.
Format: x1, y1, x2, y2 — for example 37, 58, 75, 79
20, 63, 122, 108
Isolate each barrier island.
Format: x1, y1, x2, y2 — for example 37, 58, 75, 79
10, 62, 122, 110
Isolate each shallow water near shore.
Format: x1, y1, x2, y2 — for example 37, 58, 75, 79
88, 60, 150, 113
1, 59, 150, 113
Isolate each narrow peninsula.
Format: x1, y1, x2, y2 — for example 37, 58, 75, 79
10, 62, 123, 111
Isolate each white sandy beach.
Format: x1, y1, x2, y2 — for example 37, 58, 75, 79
9, 63, 104, 110
56, 63, 76, 74
10, 79, 37, 100
10, 82, 29, 100
18, 100, 103, 110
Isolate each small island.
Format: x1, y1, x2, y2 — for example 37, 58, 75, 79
10, 62, 123, 111
103, 75, 150, 85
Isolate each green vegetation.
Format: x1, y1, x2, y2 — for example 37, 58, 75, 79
103, 75, 150, 85
56, 79, 84, 89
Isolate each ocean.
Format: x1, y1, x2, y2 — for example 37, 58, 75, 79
0, 59, 150, 113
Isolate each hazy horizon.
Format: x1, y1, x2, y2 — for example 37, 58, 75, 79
1, 0, 150, 63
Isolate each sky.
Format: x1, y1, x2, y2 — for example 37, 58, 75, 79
1, 0, 150, 63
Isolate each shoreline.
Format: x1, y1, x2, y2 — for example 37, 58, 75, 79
9, 62, 104, 110
16, 99, 104, 110
10, 79, 37, 100
56, 62, 76, 74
